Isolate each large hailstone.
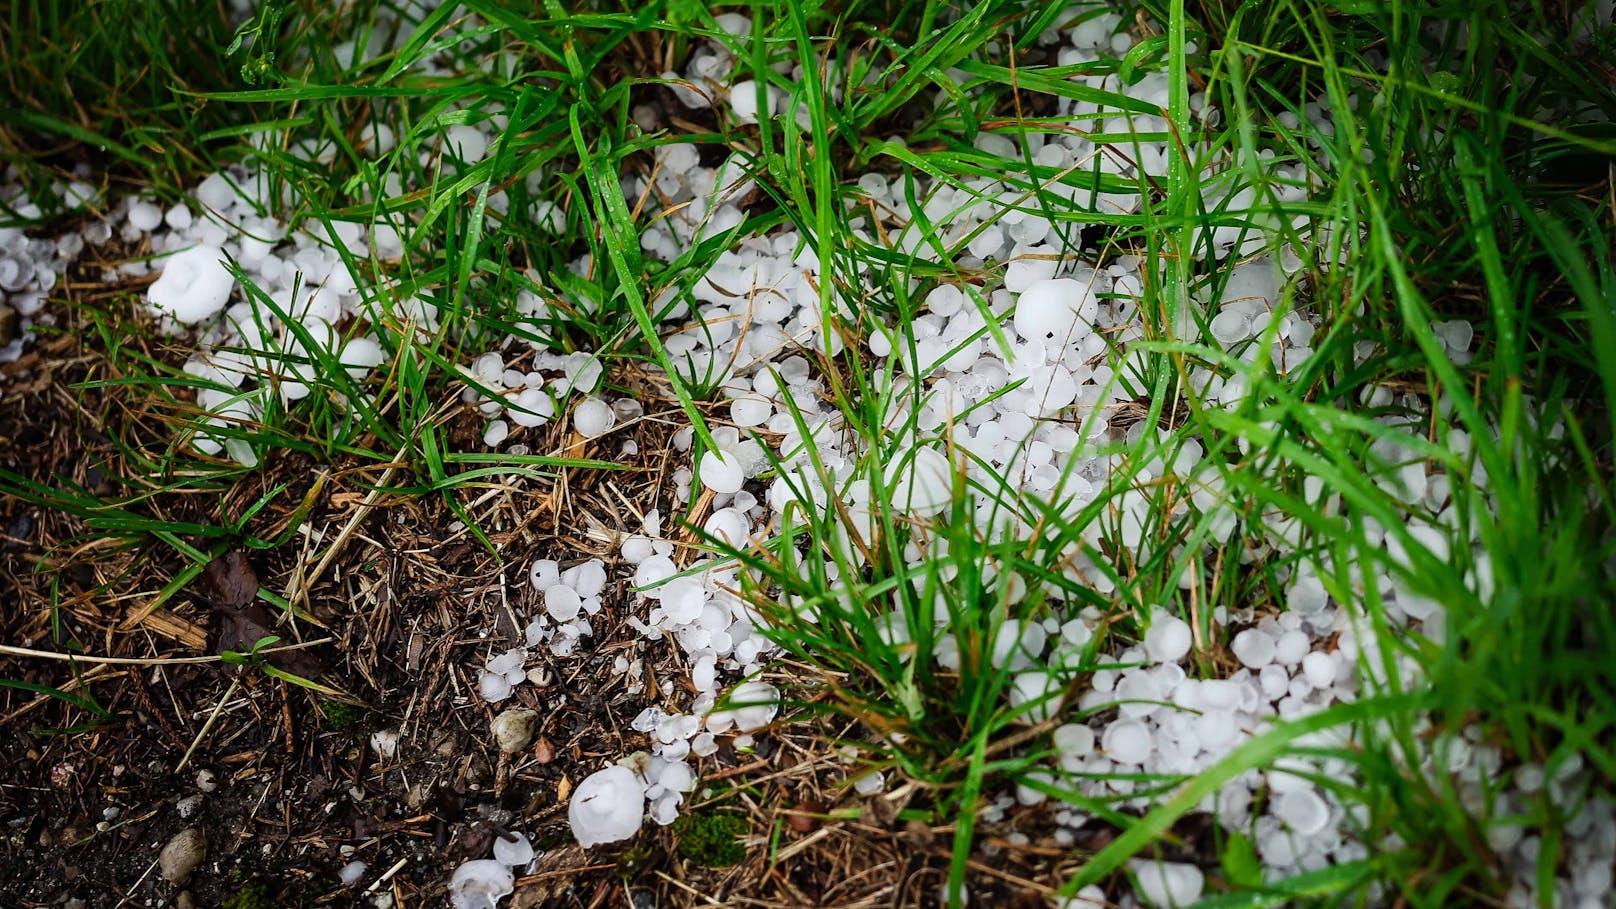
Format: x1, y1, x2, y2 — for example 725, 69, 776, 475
884, 445, 953, 514
447, 859, 514, 909
1013, 277, 1098, 345
569, 765, 646, 848
147, 245, 236, 324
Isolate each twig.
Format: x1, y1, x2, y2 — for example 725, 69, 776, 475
176, 676, 240, 773
284, 446, 407, 614
0, 638, 333, 666
364, 857, 409, 895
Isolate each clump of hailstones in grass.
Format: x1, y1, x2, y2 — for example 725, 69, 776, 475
569, 764, 648, 847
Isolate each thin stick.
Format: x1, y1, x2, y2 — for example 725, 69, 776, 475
0, 638, 333, 667
176, 676, 240, 773
363, 857, 409, 895
284, 447, 406, 613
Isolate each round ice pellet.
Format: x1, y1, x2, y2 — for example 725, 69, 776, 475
1301, 651, 1336, 688
493, 831, 535, 867
1131, 860, 1205, 908
1231, 628, 1276, 668
574, 396, 616, 437
1014, 278, 1094, 343
730, 394, 772, 427
1144, 614, 1193, 663
1053, 723, 1095, 756
1101, 718, 1153, 764
479, 671, 514, 702
1273, 629, 1310, 666
1274, 788, 1330, 836
699, 449, 745, 494
484, 420, 510, 447
660, 576, 706, 624
546, 584, 582, 622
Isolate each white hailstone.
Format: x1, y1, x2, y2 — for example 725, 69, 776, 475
730, 394, 773, 427
127, 200, 163, 232
194, 172, 235, 211
1274, 788, 1330, 836
478, 671, 514, 703
483, 420, 509, 447
571, 560, 609, 598
703, 508, 751, 548
1194, 710, 1237, 749
1144, 612, 1193, 663
339, 336, 386, 378
509, 387, 555, 428
1004, 251, 1059, 293
493, 831, 535, 867
1209, 308, 1250, 344
728, 79, 774, 124
1197, 678, 1242, 711
635, 555, 676, 590
886, 445, 953, 514
1130, 860, 1205, 907
1013, 278, 1097, 344
853, 771, 886, 795
569, 766, 647, 847
338, 860, 367, 886
147, 245, 235, 323
546, 584, 583, 622
1288, 573, 1328, 614
1101, 719, 1153, 764
1231, 628, 1276, 668
723, 680, 781, 732
1115, 670, 1162, 718
445, 124, 489, 162
991, 620, 1047, 671
660, 576, 706, 624
698, 449, 745, 494
165, 203, 193, 231
1053, 723, 1095, 757
1008, 671, 1062, 724
1438, 319, 1474, 353
448, 859, 514, 909
1301, 651, 1337, 688
1026, 364, 1079, 416
1259, 664, 1290, 699
369, 729, 400, 759
692, 653, 718, 692
488, 648, 526, 675
1059, 885, 1108, 909
658, 761, 696, 793
1273, 629, 1310, 666
574, 396, 616, 437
